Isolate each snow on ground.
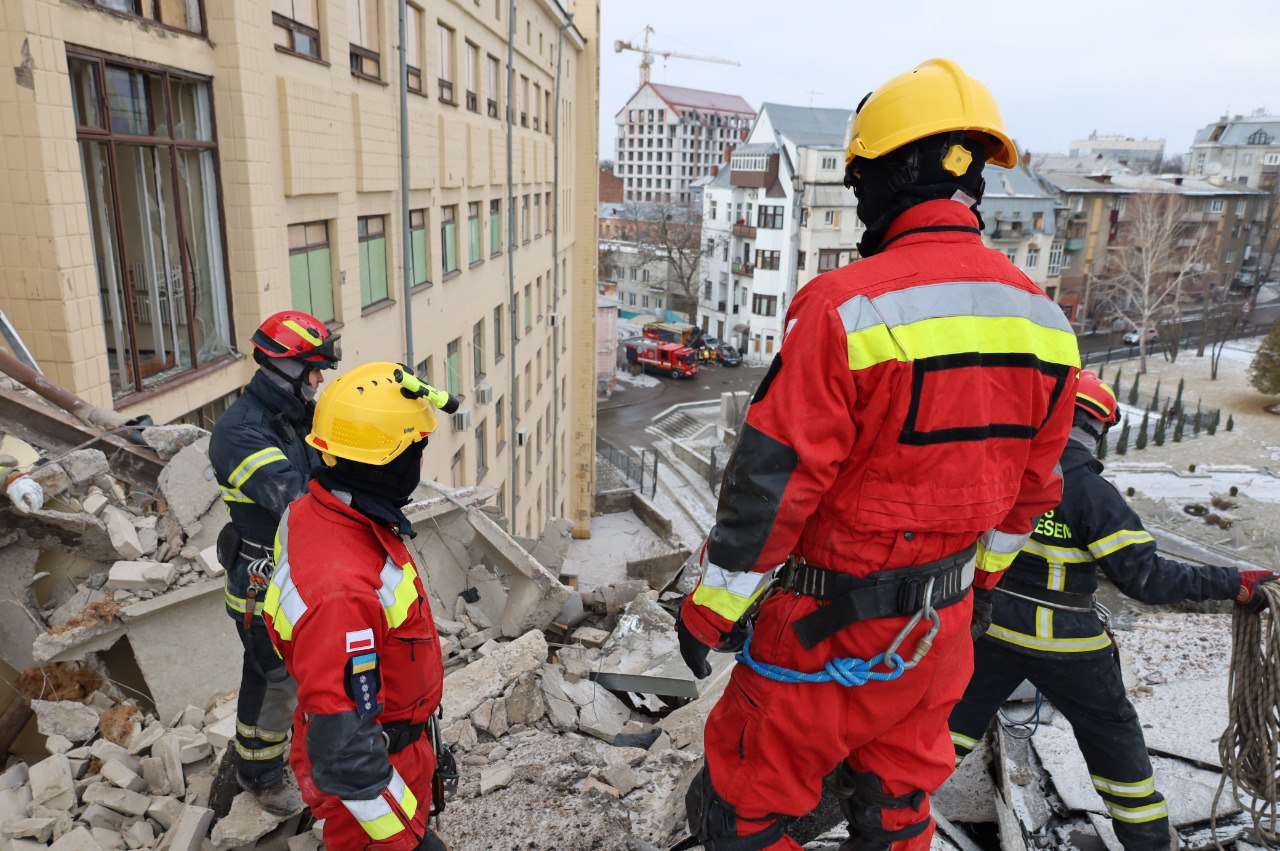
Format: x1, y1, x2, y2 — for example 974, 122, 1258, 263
615, 368, 661, 388
1105, 466, 1280, 504
562, 510, 672, 591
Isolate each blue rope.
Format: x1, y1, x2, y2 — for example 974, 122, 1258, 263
735, 634, 907, 687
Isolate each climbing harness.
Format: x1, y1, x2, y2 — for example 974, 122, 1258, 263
1212, 582, 1280, 847
737, 578, 941, 687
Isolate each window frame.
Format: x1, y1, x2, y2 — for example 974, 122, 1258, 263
437, 22, 456, 104
288, 220, 335, 323
486, 55, 500, 118
468, 200, 482, 266
272, 1, 322, 61
489, 199, 502, 256
441, 204, 459, 278
464, 41, 479, 112
348, 0, 381, 81
409, 208, 431, 290
405, 3, 424, 93
69, 48, 235, 401
357, 214, 391, 310
91, 0, 206, 37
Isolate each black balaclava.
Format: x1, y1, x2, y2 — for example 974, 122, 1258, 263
847, 130, 990, 257
314, 440, 427, 538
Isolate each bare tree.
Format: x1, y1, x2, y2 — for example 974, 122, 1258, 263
1092, 193, 1213, 373
616, 201, 726, 325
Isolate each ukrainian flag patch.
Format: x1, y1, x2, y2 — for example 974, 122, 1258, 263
352, 652, 377, 674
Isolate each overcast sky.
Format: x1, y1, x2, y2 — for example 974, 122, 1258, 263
598, 0, 1280, 162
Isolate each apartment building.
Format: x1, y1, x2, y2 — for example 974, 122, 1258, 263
982, 163, 1062, 297
0, 0, 600, 538
1038, 169, 1264, 324
1069, 132, 1165, 170
614, 82, 754, 204
1190, 111, 1280, 189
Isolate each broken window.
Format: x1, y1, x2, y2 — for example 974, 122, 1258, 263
288, 222, 334, 323
71, 52, 233, 399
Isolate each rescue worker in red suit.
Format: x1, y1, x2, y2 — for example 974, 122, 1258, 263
262, 362, 460, 850
676, 59, 1081, 850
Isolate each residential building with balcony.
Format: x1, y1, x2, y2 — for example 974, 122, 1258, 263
614, 82, 755, 204
982, 163, 1062, 298
0, 0, 601, 538
1037, 169, 1264, 325
1190, 111, 1280, 189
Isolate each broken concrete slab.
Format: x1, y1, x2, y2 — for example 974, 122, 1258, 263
935, 735, 997, 825
142, 425, 207, 461
152, 735, 186, 799
31, 700, 100, 743
504, 673, 546, 727
107, 560, 174, 592
32, 615, 126, 664
28, 755, 76, 811
47, 826, 99, 851
82, 783, 150, 818
28, 462, 71, 499
561, 678, 631, 743
2, 818, 56, 843
528, 518, 574, 574
210, 792, 288, 847
591, 595, 711, 700
194, 546, 223, 578
480, 764, 514, 795
81, 492, 108, 517
1127, 677, 1229, 768
145, 796, 184, 831
540, 668, 578, 731
465, 511, 572, 638
60, 450, 110, 486
98, 761, 146, 794
102, 506, 145, 561
441, 630, 548, 724
0, 545, 43, 670
161, 803, 213, 851
157, 438, 219, 531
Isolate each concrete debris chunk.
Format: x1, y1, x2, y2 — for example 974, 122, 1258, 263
142, 424, 207, 461
571, 626, 610, 648
465, 511, 572, 637
194, 546, 224, 578
152, 734, 186, 798
27, 463, 71, 499
139, 757, 171, 796
161, 803, 213, 851
32, 699, 101, 743
82, 782, 150, 818
561, 678, 631, 743
79, 804, 125, 831
441, 629, 548, 724
47, 826, 100, 850
121, 820, 155, 849
598, 763, 639, 796
44, 734, 73, 755
504, 673, 547, 727
480, 764, 514, 794
60, 450, 110, 486
210, 792, 288, 847
2, 818, 57, 843
102, 506, 146, 560
107, 560, 174, 592
540, 668, 579, 731
28, 754, 76, 811
98, 760, 146, 794
203, 714, 236, 750
81, 492, 109, 517
528, 518, 574, 573
145, 796, 184, 831
157, 438, 219, 531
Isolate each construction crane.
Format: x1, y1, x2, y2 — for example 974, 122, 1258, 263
613, 25, 739, 85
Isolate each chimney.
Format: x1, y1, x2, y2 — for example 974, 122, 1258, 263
723, 144, 736, 163
711, 165, 719, 177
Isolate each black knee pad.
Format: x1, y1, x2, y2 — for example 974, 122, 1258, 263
684, 764, 785, 851
832, 764, 930, 851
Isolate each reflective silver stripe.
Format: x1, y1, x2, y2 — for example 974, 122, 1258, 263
700, 562, 774, 598
951, 730, 978, 749
1092, 775, 1157, 797
341, 769, 407, 823
235, 740, 288, 761
273, 559, 309, 626
982, 529, 1031, 555
376, 557, 403, 609
836, 281, 1074, 335
1104, 799, 1169, 823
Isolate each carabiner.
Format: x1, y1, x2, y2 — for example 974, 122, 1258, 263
883, 577, 941, 672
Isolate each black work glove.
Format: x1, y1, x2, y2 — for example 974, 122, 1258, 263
677, 614, 713, 680
971, 587, 994, 641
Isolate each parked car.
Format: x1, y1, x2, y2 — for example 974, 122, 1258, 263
717, 344, 742, 367
1122, 328, 1158, 346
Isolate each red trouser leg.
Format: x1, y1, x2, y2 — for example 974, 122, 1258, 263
697, 591, 974, 850
291, 717, 437, 850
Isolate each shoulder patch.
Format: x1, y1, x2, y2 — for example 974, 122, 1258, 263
345, 653, 381, 719
345, 628, 375, 653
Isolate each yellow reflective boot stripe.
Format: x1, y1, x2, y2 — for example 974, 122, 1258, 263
1088, 529, 1155, 559
343, 770, 418, 841
1105, 799, 1169, 823
236, 721, 289, 742
846, 316, 1079, 371
951, 731, 978, 750
229, 447, 288, 488
690, 563, 772, 623
1091, 775, 1156, 798
377, 559, 420, 628
986, 624, 1113, 653
234, 740, 288, 761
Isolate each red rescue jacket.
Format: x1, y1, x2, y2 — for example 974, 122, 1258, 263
684, 200, 1080, 642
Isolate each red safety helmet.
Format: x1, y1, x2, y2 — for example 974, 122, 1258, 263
251, 311, 341, 369
1075, 370, 1119, 425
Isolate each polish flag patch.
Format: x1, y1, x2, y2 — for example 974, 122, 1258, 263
345, 629, 375, 653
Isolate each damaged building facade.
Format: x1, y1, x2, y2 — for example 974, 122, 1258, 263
0, 0, 602, 538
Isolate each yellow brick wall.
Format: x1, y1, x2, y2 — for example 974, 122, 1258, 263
0, 0, 597, 537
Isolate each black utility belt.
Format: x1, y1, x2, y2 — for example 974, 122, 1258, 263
381, 720, 427, 755
996, 578, 1096, 613
240, 537, 271, 560
780, 544, 977, 649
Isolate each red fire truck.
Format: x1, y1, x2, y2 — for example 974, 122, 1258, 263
632, 339, 699, 379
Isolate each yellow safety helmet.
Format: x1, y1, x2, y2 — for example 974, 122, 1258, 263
307, 362, 439, 466
845, 58, 1018, 170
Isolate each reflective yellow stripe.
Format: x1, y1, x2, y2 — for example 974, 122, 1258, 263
377, 559, 420, 629
282, 319, 323, 346
1088, 529, 1155, 559
976, 542, 1020, 574
234, 740, 288, 761
1022, 540, 1091, 563
1046, 562, 1066, 591
343, 771, 418, 842
1077, 391, 1113, 413
1036, 606, 1053, 639
951, 730, 978, 750
220, 486, 254, 504
225, 589, 264, 616
236, 721, 288, 743
228, 447, 288, 488
690, 563, 772, 623
1092, 775, 1157, 798
1105, 799, 1169, 824
986, 624, 1113, 653
846, 315, 1080, 372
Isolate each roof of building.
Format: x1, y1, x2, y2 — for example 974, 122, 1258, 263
731, 142, 779, 157
1038, 171, 1262, 197
1030, 153, 1134, 175
985, 164, 1055, 200
647, 83, 755, 115
760, 102, 852, 148
1193, 114, 1280, 146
